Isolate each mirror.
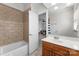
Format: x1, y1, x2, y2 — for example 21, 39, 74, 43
47, 3, 79, 38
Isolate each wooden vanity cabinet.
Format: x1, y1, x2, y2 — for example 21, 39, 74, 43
42, 41, 79, 56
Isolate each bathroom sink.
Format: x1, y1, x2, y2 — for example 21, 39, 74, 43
57, 39, 79, 50
48, 36, 64, 42
47, 36, 79, 50
54, 36, 59, 39
53, 36, 64, 42
56, 39, 79, 50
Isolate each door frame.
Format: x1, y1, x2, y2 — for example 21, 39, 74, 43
38, 10, 48, 37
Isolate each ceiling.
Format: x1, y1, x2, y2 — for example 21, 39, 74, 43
43, 3, 73, 16
3, 3, 30, 11
2, 3, 73, 14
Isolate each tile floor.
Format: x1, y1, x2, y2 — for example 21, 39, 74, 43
31, 33, 45, 56
31, 44, 42, 56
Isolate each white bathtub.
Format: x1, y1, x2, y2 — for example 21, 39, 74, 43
0, 41, 28, 56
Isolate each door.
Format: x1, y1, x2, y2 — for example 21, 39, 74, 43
29, 10, 39, 55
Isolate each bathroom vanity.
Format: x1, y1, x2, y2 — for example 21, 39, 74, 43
42, 35, 79, 56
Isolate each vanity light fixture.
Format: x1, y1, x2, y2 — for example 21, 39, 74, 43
74, 20, 78, 32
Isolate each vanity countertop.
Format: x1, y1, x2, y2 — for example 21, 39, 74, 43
42, 35, 79, 51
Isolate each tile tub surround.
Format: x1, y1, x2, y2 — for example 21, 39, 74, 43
0, 4, 24, 46
23, 9, 30, 42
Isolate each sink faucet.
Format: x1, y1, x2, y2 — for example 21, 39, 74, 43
54, 36, 59, 39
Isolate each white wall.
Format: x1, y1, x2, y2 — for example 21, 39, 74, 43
50, 6, 77, 37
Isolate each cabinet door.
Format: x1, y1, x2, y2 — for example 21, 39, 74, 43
52, 48, 70, 56
42, 41, 70, 56
69, 49, 79, 56
42, 46, 51, 56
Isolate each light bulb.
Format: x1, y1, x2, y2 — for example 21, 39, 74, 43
54, 6, 58, 10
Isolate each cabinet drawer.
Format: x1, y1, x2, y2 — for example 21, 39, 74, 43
42, 41, 69, 51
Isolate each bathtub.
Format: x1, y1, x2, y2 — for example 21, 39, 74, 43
0, 41, 28, 56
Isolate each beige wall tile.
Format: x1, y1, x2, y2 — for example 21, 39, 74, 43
0, 4, 24, 46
